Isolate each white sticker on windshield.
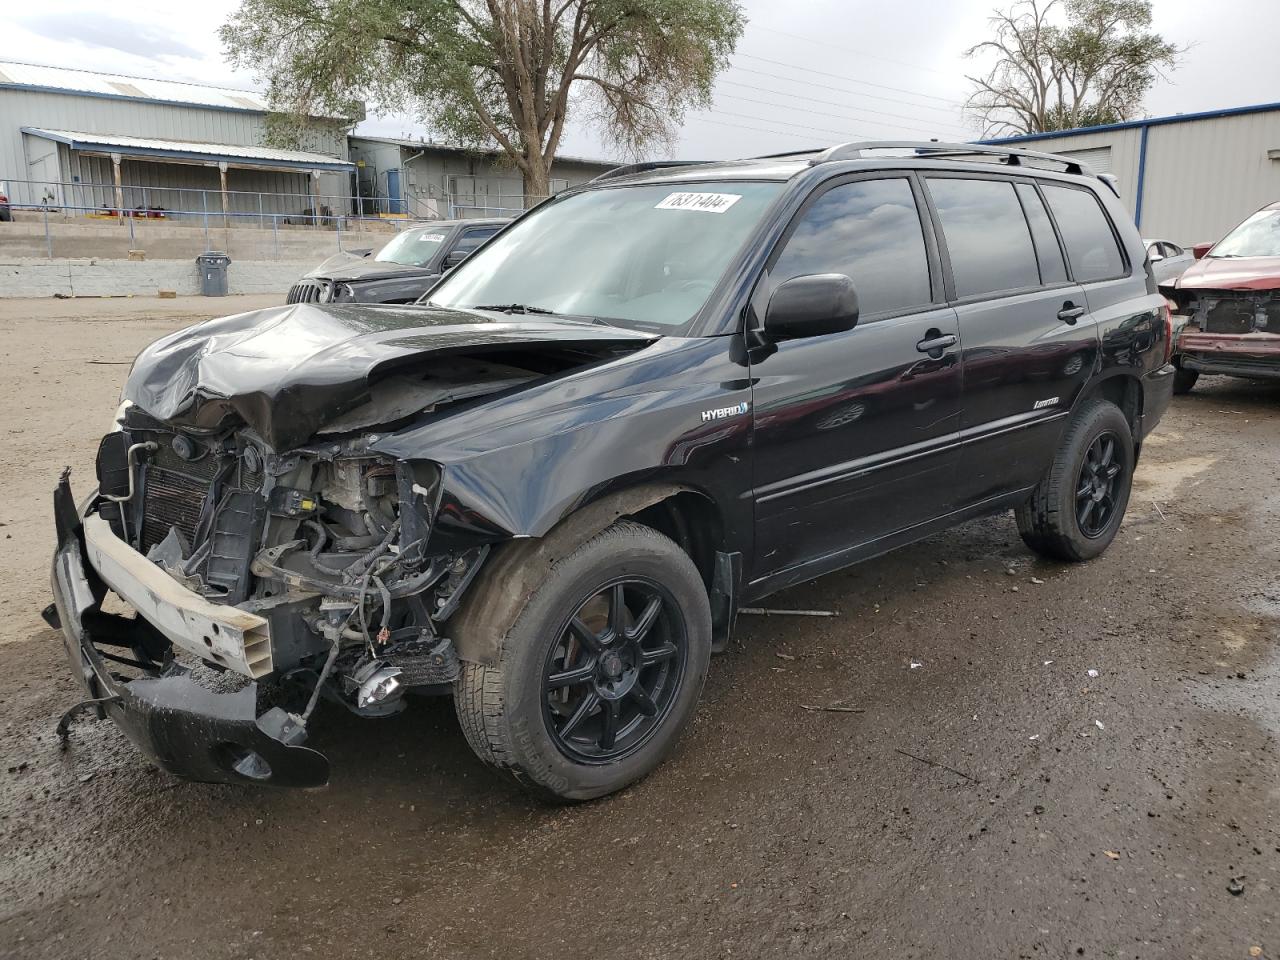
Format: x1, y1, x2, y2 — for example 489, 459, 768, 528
655, 192, 742, 214
420, 234, 446, 242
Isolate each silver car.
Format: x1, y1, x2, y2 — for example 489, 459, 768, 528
1144, 238, 1194, 284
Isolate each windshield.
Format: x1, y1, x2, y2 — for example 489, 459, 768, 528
426, 181, 785, 332
1211, 208, 1280, 258
375, 228, 448, 267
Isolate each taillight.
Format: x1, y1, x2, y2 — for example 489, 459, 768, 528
1162, 301, 1174, 364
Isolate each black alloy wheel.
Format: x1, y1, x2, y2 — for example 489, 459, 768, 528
542, 579, 687, 763
1015, 398, 1135, 562
1076, 431, 1124, 538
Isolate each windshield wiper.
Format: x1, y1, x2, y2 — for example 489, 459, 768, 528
468, 303, 558, 315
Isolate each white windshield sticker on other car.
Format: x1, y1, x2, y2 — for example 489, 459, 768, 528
655, 192, 742, 214
420, 234, 446, 242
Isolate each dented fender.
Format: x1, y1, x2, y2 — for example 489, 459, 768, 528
371, 336, 756, 550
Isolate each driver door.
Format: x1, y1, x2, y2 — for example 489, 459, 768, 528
749, 175, 963, 591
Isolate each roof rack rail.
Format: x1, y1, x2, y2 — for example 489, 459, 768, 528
810, 140, 1091, 176
591, 160, 714, 183
751, 148, 824, 159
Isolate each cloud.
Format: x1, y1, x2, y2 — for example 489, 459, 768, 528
16, 12, 202, 61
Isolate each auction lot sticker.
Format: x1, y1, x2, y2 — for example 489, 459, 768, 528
655, 192, 742, 213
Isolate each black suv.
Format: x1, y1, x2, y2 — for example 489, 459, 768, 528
285, 218, 507, 305
49, 142, 1174, 801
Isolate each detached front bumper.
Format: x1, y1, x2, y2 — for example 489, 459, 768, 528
1178, 331, 1280, 380
48, 473, 329, 788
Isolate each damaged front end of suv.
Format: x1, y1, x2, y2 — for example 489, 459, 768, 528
1164, 201, 1280, 392
48, 302, 655, 787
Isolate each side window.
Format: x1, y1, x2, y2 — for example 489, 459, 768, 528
1016, 183, 1068, 285
452, 226, 499, 257
927, 177, 1040, 298
1042, 184, 1126, 282
771, 178, 931, 317
1163, 241, 1183, 258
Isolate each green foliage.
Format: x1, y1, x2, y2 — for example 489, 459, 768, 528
964, 0, 1181, 136
221, 0, 745, 193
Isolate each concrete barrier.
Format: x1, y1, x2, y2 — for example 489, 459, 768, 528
0, 216, 394, 261
0, 258, 315, 298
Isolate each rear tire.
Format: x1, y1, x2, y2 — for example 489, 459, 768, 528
454, 521, 711, 802
1015, 399, 1134, 562
1172, 364, 1199, 395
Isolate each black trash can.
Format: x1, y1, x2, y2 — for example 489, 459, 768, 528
196, 252, 231, 297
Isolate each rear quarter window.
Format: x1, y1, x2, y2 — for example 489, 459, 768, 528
1042, 184, 1126, 283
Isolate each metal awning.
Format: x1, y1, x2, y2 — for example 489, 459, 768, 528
20, 128, 353, 172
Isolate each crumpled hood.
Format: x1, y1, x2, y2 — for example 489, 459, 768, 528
124, 303, 655, 450
1176, 255, 1280, 292
303, 253, 436, 284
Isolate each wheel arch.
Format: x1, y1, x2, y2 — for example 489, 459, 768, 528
449, 481, 732, 666
1075, 372, 1142, 438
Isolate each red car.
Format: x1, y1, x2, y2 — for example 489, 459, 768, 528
1163, 201, 1280, 393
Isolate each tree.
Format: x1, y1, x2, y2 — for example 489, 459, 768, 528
221, 0, 745, 200
963, 0, 1181, 137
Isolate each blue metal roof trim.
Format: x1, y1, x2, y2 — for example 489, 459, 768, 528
21, 128, 354, 171
981, 100, 1280, 144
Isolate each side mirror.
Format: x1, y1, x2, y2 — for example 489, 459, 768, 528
1191, 242, 1213, 260
442, 250, 468, 270
1148, 252, 1165, 263
764, 274, 860, 342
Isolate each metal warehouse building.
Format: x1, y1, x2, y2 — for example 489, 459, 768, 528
987, 102, 1280, 245
0, 61, 354, 221
347, 136, 614, 220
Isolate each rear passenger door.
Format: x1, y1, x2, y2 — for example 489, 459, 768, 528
1039, 184, 1144, 373
749, 175, 962, 588
923, 175, 1098, 505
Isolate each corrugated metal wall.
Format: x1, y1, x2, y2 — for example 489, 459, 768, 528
997, 111, 1280, 244
1141, 112, 1280, 243
0, 88, 348, 212
348, 138, 614, 219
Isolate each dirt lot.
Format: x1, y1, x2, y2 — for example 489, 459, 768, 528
1, 296, 1277, 960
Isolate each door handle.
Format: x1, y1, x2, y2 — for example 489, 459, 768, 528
916, 331, 957, 355
1058, 301, 1086, 324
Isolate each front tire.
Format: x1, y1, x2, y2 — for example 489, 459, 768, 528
454, 521, 712, 802
1172, 363, 1199, 394
1015, 399, 1135, 562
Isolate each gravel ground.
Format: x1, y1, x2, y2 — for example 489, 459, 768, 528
0, 296, 1276, 960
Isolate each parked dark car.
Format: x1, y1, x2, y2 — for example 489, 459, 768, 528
49, 142, 1174, 802
0, 190, 11, 222
285, 218, 507, 304
1161, 201, 1280, 393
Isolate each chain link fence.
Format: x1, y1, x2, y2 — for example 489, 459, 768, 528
0, 177, 543, 261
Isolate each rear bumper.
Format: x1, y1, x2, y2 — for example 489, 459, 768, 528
1178, 330, 1280, 379
49, 473, 329, 788
1138, 363, 1176, 440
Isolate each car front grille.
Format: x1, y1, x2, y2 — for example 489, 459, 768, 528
286, 279, 331, 304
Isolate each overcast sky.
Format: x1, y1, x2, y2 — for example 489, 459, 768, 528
7, 0, 1280, 161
